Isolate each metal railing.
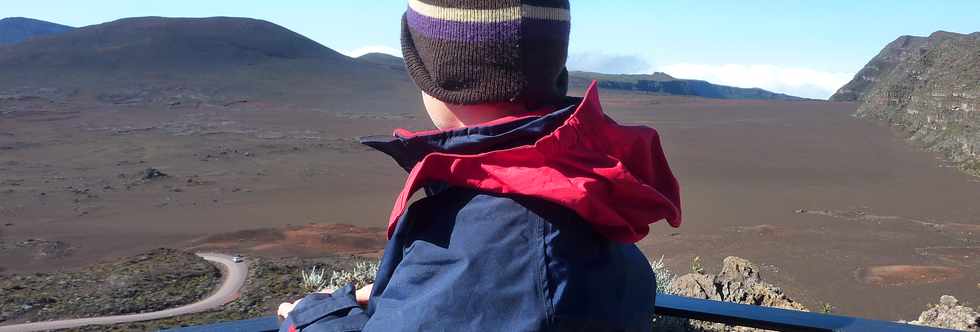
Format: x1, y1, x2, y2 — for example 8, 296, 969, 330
162, 294, 958, 332
654, 294, 954, 332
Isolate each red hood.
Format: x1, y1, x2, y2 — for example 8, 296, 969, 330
383, 81, 681, 243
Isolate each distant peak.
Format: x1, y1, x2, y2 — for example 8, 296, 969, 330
99, 16, 276, 28
1, 17, 70, 25
0, 17, 75, 45
890, 31, 973, 42
357, 52, 402, 59
355, 52, 406, 70
0, 16, 63, 25
928, 30, 967, 39
650, 72, 675, 80
0, 16, 353, 63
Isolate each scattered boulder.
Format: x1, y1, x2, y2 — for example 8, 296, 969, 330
669, 273, 719, 301
907, 295, 979, 331
15, 238, 74, 259
659, 256, 807, 332
141, 168, 168, 180
669, 257, 807, 311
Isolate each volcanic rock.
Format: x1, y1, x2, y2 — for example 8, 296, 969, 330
907, 295, 980, 331
661, 256, 807, 332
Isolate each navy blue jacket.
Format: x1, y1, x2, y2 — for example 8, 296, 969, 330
280, 84, 681, 332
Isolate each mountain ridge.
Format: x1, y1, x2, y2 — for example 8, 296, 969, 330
570, 70, 807, 101
0, 16, 418, 110
832, 31, 980, 176
356, 52, 406, 71
830, 35, 928, 102
354, 52, 805, 101
0, 16, 350, 68
0, 17, 74, 45
0, 16, 806, 106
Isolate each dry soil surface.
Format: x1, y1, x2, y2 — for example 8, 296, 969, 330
1, 89, 978, 320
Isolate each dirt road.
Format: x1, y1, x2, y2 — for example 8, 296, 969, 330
0, 253, 246, 332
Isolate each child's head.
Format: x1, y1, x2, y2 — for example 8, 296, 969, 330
401, 0, 571, 129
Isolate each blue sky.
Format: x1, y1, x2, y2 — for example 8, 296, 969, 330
4, 1, 978, 99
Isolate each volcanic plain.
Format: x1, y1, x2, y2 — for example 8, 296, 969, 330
1, 17, 978, 322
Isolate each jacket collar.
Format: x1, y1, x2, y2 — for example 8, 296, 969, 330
360, 97, 582, 172
362, 81, 681, 243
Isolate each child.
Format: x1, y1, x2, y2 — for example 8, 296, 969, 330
279, 1, 681, 331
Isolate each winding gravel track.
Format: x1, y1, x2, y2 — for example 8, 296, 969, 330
0, 253, 247, 332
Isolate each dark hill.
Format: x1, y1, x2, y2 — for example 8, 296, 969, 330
356, 53, 405, 71
833, 31, 980, 176
0, 16, 348, 69
570, 71, 806, 101
0, 17, 417, 110
0, 16, 801, 108
0, 17, 74, 45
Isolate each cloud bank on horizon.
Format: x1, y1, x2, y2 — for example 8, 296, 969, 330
660, 63, 853, 100
565, 53, 852, 100
567, 52, 652, 76
343, 46, 852, 100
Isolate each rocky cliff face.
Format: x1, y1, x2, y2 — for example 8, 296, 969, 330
830, 35, 928, 102
832, 31, 980, 176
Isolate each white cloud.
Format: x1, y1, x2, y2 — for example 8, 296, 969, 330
341, 45, 402, 58
659, 63, 853, 100
567, 52, 651, 74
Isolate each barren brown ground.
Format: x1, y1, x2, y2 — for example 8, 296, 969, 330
1, 88, 978, 321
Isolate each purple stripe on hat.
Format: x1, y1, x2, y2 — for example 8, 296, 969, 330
407, 8, 568, 42
407, 8, 517, 42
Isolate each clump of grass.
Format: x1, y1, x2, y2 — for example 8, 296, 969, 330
300, 261, 380, 293
651, 255, 676, 295
651, 256, 687, 330
328, 261, 379, 290
301, 266, 328, 293
691, 256, 705, 275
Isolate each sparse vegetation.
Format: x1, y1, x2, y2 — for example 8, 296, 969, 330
650, 256, 689, 330
301, 266, 329, 293
327, 260, 379, 290
300, 260, 379, 293
691, 256, 705, 275
0, 248, 219, 324
651, 255, 676, 295
962, 160, 980, 177
65, 255, 376, 331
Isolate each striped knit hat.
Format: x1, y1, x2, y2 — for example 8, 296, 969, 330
401, 0, 571, 107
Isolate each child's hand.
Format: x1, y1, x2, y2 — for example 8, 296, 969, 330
277, 299, 302, 319
278, 284, 371, 320
356, 284, 373, 306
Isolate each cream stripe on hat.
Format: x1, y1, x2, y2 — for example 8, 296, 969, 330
408, 0, 570, 23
